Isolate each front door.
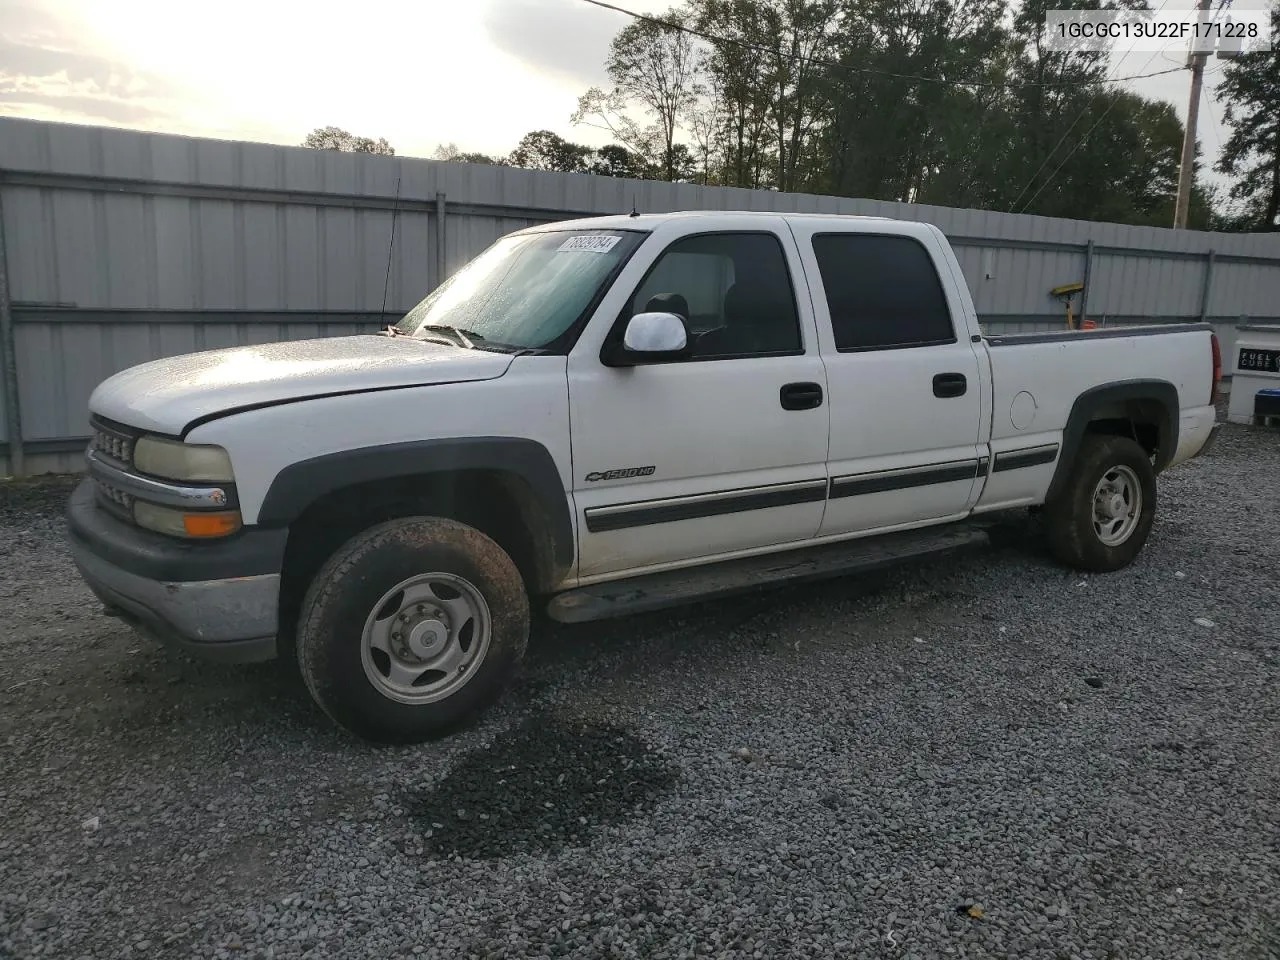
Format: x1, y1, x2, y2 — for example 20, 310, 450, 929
568, 224, 830, 581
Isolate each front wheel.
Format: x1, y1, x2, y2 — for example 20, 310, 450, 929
1044, 435, 1157, 572
296, 517, 529, 744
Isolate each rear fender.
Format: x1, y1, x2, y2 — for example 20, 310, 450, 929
1045, 380, 1178, 502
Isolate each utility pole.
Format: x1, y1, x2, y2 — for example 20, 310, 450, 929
1174, 0, 1214, 229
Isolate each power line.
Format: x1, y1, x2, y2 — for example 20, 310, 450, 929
1008, 27, 1162, 212
1006, 106, 1093, 214
1203, 80, 1226, 147
1016, 0, 1244, 215
1011, 0, 1177, 213
1013, 86, 1135, 214
576, 0, 1184, 90
1201, 78, 1238, 215
1191, 0, 1232, 145
1016, 48, 1177, 214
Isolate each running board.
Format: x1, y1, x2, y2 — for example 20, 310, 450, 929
546, 525, 990, 624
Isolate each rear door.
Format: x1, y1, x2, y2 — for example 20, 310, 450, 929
788, 221, 988, 536
567, 221, 830, 581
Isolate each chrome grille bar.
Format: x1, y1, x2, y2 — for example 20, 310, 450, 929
86, 448, 231, 511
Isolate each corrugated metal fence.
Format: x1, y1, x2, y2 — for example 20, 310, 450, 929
3, 116, 1279, 475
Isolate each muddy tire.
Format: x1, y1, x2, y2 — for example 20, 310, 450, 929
296, 517, 529, 744
1044, 435, 1156, 573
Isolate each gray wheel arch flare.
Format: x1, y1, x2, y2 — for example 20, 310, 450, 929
1046, 379, 1179, 503
256, 437, 575, 583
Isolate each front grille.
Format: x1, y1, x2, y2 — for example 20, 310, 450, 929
94, 480, 135, 521
94, 477, 134, 509
90, 417, 137, 467
89, 416, 142, 523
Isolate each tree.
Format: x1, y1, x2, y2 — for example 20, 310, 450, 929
573, 8, 702, 180
992, 0, 1145, 216
588, 144, 651, 178
566, 0, 1219, 226
666, 143, 701, 182
812, 0, 1010, 203
1014, 90, 1195, 226
507, 130, 594, 172
572, 88, 665, 173
691, 0, 784, 189
433, 143, 503, 165
504, 134, 655, 180
687, 69, 727, 184
1214, 2, 1280, 230
302, 126, 395, 155
690, 0, 754, 185
705, 0, 840, 192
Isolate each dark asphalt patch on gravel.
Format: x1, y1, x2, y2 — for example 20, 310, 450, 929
411, 715, 678, 860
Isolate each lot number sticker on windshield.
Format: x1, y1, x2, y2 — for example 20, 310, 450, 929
558, 235, 621, 254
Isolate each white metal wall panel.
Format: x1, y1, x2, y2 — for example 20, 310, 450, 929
3, 115, 1280, 472
3, 186, 55, 303
951, 245, 1086, 316
393, 212, 433, 311
15, 322, 68, 440
13, 114, 1273, 256
1213, 262, 1279, 317
1089, 254, 1205, 318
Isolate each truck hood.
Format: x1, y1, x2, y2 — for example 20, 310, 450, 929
89, 335, 514, 436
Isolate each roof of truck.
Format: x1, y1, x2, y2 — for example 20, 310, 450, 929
517, 210, 900, 233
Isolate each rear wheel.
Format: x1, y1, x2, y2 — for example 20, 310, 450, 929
296, 517, 529, 744
1044, 435, 1156, 572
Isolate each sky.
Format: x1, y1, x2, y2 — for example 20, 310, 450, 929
0, 0, 1239, 191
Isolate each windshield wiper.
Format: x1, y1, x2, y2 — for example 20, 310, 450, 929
390, 322, 532, 354
418, 324, 482, 349
385, 324, 457, 349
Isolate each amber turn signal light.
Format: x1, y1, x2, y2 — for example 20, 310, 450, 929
181, 511, 243, 538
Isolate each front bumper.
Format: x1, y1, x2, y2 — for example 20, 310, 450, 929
67, 480, 286, 663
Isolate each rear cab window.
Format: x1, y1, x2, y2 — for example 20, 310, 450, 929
811, 234, 956, 351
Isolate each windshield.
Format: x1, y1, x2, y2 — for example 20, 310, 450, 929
395, 229, 645, 349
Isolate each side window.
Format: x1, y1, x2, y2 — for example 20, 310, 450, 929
625, 233, 802, 359
812, 234, 956, 351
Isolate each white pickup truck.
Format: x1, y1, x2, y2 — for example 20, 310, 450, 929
68, 212, 1221, 742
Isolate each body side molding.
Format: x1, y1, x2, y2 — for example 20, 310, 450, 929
584, 479, 827, 534
992, 443, 1060, 473
829, 459, 982, 499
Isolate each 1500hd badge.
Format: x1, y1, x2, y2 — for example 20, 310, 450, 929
584, 466, 656, 482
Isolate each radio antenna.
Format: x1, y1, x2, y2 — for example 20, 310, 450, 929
630, 193, 639, 218
380, 175, 403, 321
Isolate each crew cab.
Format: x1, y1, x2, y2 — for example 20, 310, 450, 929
67, 212, 1221, 742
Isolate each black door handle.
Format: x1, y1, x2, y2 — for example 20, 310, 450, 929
780, 382, 824, 411
933, 372, 967, 398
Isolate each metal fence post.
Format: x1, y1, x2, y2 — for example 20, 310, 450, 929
1080, 239, 1095, 323
434, 192, 447, 290
1200, 249, 1215, 321
0, 190, 24, 478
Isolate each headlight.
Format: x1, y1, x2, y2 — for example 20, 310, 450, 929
134, 502, 242, 539
133, 436, 235, 482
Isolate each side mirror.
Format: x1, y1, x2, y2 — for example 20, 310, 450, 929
604, 312, 690, 366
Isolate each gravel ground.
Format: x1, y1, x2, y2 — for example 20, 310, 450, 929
1, 421, 1278, 960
